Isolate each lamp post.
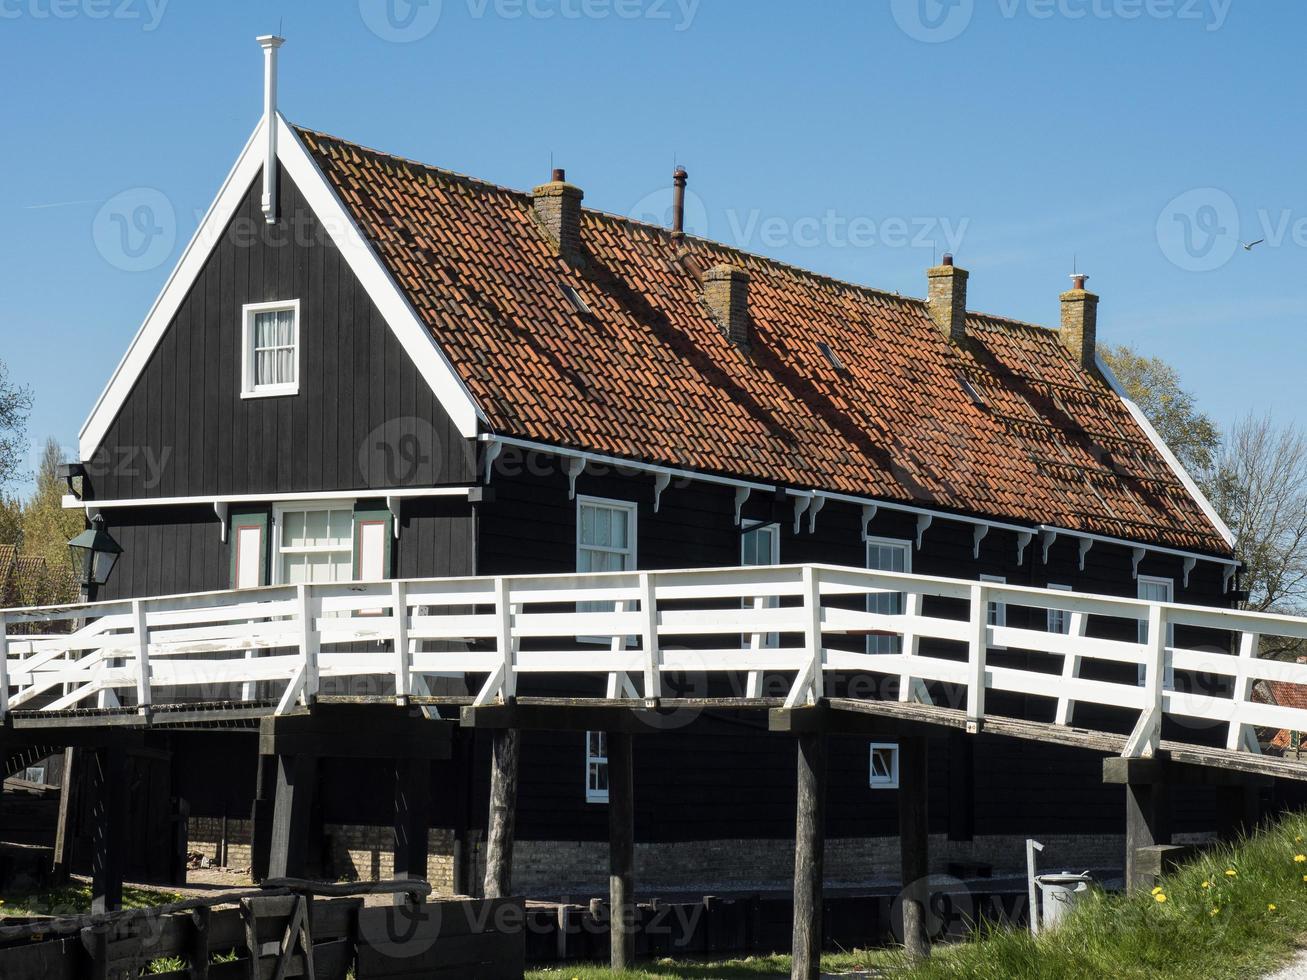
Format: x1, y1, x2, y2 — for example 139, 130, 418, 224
67, 515, 122, 603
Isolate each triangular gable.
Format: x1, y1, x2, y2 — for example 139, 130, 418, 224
77, 114, 485, 461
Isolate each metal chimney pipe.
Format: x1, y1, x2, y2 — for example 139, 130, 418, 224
257, 34, 285, 225
672, 166, 688, 238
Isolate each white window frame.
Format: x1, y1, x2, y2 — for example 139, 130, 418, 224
1137, 575, 1176, 687
980, 574, 1006, 649
576, 496, 638, 645
866, 537, 912, 656
1047, 583, 1073, 635
585, 730, 609, 804
241, 299, 301, 399
741, 522, 782, 649
869, 743, 900, 789
271, 501, 356, 586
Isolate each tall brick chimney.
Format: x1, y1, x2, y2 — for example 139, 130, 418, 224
532, 168, 584, 262
1060, 274, 1099, 370
927, 254, 969, 343
704, 264, 750, 348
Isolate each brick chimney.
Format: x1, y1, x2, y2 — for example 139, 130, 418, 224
1060, 274, 1099, 370
532, 168, 584, 262
704, 264, 750, 347
927, 254, 969, 343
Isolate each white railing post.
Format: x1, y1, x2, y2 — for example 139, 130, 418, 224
784, 566, 824, 709
897, 591, 931, 705
1125, 604, 1166, 758
496, 577, 516, 700
1227, 631, 1261, 752
298, 584, 320, 704
745, 594, 767, 699
132, 599, 151, 714
0, 612, 9, 720
965, 584, 987, 733
639, 572, 660, 701
392, 580, 410, 705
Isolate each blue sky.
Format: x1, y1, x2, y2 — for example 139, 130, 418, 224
1, 0, 1301, 492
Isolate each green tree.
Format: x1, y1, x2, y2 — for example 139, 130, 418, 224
15, 439, 82, 606
0, 494, 20, 546
1101, 344, 1221, 485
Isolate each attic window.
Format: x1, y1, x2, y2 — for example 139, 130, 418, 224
957, 373, 988, 408
817, 342, 846, 373
560, 283, 592, 315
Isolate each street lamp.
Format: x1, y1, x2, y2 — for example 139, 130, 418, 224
67, 515, 122, 602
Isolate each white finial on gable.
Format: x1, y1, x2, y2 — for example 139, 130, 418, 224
256, 35, 285, 225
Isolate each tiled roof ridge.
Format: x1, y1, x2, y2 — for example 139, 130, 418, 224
295, 124, 1066, 331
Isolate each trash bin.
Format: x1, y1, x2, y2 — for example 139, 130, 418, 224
1035, 873, 1093, 930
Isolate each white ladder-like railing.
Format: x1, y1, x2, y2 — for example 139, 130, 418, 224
3, 564, 1306, 761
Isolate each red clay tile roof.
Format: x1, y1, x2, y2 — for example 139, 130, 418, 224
298, 127, 1230, 556
1264, 671, 1307, 750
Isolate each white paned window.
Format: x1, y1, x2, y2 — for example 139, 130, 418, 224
1047, 584, 1073, 635
1137, 575, 1176, 687
869, 743, 900, 789
585, 730, 609, 804
242, 300, 301, 397
577, 498, 637, 635
866, 538, 911, 655
980, 574, 1006, 648
276, 506, 354, 585
741, 523, 781, 648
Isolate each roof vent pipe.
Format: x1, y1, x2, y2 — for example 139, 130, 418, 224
257, 34, 285, 225
672, 166, 688, 239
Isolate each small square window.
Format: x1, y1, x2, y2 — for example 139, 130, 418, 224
242, 301, 301, 398
585, 731, 609, 804
870, 743, 899, 789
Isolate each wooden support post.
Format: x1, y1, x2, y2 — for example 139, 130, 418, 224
250, 754, 277, 883
90, 745, 127, 914
483, 727, 520, 899
1124, 781, 1171, 894
267, 753, 318, 880
899, 736, 930, 962
946, 731, 974, 843
608, 731, 635, 972
791, 732, 826, 980
393, 757, 431, 893
52, 747, 77, 882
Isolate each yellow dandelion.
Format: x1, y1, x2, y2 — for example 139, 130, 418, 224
1295, 855, 1306, 864
1269, 903, 1278, 911
1201, 881, 1212, 889
1155, 893, 1168, 903
1297, 836, 1303, 843
1152, 886, 1163, 895
1225, 869, 1238, 877
1211, 907, 1220, 916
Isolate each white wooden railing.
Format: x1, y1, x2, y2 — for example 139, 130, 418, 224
3, 564, 1307, 760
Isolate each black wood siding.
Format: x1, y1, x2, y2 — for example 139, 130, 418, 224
85, 165, 475, 503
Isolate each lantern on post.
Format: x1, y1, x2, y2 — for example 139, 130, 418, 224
67, 515, 122, 602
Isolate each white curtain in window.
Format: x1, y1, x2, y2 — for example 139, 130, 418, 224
254, 309, 296, 387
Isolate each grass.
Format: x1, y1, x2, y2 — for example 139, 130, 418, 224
528, 810, 1307, 980
0, 882, 181, 918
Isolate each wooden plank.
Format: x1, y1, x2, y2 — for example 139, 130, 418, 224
790, 732, 825, 980
267, 755, 318, 880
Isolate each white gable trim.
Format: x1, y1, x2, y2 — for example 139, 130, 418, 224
78, 113, 485, 461
1096, 353, 1235, 550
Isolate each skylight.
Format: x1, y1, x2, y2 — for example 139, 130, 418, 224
560, 283, 592, 315
817, 342, 846, 373
958, 373, 988, 408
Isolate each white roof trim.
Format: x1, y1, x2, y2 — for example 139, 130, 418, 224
63, 486, 474, 514
1095, 353, 1235, 550
78, 113, 486, 462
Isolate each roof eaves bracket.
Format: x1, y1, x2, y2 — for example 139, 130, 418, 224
793, 495, 812, 535
566, 457, 586, 500
386, 496, 403, 539
1040, 529, 1058, 564
1078, 537, 1093, 572
1016, 531, 1033, 565
972, 524, 990, 560
807, 496, 826, 534
915, 514, 933, 551
1183, 556, 1197, 589
860, 505, 878, 543
214, 501, 229, 543
734, 487, 751, 526
653, 472, 672, 514
483, 440, 503, 484
1132, 547, 1146, 580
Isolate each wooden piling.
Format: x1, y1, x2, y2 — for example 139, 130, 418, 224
393, 757, 431, 891
267, 754, 318, 880
483, 728, 520, 900
1124, 781, 1171, 894
90, 746, 127, 914
898, 736, 930, 962
607, 731, 635, 971
791, 732, 826, 980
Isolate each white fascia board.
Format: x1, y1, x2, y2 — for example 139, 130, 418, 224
1096, 353, 1236, 550
62, 486, 474, 512
276, 117, 485, 437
79, 119, 267, 461
78, 113, 486, 463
